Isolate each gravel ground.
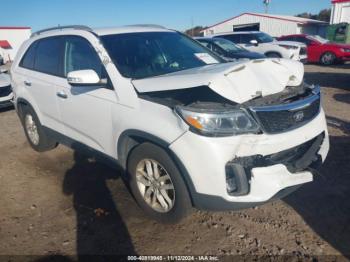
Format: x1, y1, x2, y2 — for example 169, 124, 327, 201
0, 64, 349, 261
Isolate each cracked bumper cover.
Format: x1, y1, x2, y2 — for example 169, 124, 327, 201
169, 109, 329, 211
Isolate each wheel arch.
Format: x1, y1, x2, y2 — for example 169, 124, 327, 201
264, 51, 282, 58
117, 129, 196, 205
16, 98, 43, 123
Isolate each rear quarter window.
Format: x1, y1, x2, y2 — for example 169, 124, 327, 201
19, 42, 38, 70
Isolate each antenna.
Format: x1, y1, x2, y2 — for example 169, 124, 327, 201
263, 0, 271, 14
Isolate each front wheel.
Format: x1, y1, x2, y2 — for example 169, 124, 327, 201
127, 143, 192, 223
320, 52, 336, 65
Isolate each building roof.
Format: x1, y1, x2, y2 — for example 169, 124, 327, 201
205, 12, 328, 30
332, 0, 350, 3
0, 40, 12, 49
0, 26, 31, 30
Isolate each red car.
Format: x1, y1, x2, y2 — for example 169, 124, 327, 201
277, 34, 350, 65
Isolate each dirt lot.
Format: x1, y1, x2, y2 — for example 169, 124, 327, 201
0, 64, 349, 261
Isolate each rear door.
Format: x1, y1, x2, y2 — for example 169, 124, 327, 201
17, 36, 65, 134
55, 35, 117, 154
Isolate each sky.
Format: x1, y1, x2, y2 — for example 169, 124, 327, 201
1, 0, 332, 32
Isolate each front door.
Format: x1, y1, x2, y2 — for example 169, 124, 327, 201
56, 35, 117, 154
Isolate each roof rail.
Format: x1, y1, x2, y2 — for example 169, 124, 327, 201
126, 24, 167, 29
31, 25, 93, 37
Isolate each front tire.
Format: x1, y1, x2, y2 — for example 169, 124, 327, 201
21, 105, 58, 152
320, 52, 336, 65
127, 143, 192, 223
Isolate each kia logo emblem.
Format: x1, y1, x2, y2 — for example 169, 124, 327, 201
293, 111, 304, 122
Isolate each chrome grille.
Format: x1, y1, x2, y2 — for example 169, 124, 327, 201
250, 86, 321, 134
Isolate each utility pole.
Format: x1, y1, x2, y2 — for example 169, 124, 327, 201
263, 0, 271, 14
191, 17, 194, 36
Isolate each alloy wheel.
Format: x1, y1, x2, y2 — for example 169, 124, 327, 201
25, 114, 40, 145
135, 159, 175, 213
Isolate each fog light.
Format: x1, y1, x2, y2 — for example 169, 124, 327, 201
225, 163, 249, 196
226, 176, 238, 193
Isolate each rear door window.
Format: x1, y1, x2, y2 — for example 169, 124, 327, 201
34, 37, 63, 76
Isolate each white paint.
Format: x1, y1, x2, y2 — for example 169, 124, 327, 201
0, 28, 31, 63
132, 58, 304, 104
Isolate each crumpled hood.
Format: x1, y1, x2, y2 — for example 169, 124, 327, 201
132, 58, 304, 104
0, 73, 10, 88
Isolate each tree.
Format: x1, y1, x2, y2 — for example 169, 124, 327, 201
296, 8, 331, 22
184, 26, 206, 37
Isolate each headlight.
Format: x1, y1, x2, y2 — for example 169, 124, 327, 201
175, 106, 260, 136
278, 45, 298, 50
341, 48, 350, 53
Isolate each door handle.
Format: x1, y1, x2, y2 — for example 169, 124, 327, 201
56, 91, 68, 99
24, 80, 31, 87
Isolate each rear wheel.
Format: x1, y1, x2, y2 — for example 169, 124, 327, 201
320, 52, 336, 65
127, 143, 192, 223
21, 105, 58, 152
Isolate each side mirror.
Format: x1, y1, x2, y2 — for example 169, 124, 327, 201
250, 40, 259, 46
67, 70, 100, 86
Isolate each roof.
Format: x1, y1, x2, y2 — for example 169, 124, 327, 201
332, 0, 350, 3
205, 12, 328, 30
0, 26, 31, 30
30, 25, 172, 38
0, 40, 11, 49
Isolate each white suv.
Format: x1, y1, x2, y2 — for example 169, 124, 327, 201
211, 31, 308, 62
11, 25, 329, 223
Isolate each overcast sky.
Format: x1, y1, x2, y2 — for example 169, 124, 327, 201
1, 0, 332, 31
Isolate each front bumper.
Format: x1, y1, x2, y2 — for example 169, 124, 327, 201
169, 109, 329, 210
0, 92, 14, 109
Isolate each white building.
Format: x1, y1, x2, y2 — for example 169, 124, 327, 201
202, 13, 328, 37
0, 27, 31, 63
331, 0, 350, 24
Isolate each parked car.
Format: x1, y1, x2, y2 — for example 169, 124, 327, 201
210, 31, 308, 62
327, 23, 350, 44
277, 34, 350, 65
11, 25, 329, 223
195, 37, 265, 61
0, 70, 13, 108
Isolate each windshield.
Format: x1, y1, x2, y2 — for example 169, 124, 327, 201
212, 38, 244, 53
255, 32, 274, 43
308, 35, 329, 44
101, 32, 221, 79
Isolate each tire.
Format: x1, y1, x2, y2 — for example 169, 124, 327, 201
320, 52, 336, 66
265, 52, 282, 58
127, 142, 192, 223
20, 105, 58, 152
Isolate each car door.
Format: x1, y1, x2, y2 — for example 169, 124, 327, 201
55, 35, 117, 154
17, 37, 65, 134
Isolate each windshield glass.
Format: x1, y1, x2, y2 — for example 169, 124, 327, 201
308, 35, 329, 44
255, 32, 274, 43
212, 38, 244, 53
101, 32, 221, 79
